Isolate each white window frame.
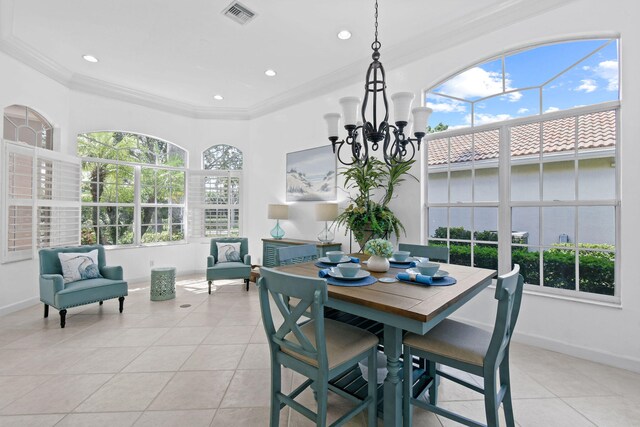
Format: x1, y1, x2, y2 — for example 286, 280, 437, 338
188, 170, 242, 239
423, 102, 620, 303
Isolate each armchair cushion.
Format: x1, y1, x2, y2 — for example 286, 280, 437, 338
216, 242, 241, 263
56, 278, 128, 309
58, 250, 102, 283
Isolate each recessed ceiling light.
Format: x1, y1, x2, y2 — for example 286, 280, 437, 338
213, 94, 224, 100
265, 69, 277, 77
82, 54, 99, 63
337, 30, 352, 40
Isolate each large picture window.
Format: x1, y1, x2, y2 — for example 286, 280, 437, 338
425, 39, 619, 301
78, 132, 187, 247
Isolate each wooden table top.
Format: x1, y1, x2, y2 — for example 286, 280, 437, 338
274, 254, 496, 324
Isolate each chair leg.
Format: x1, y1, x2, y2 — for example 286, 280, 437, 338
59, 309, 67, 328
316, 379, 328, 427
44, 304, 49, 318
428, 360, 438, 405
118, 296, 125, 313
208, 280, 212, 294
367, 349, 378, 427
500, 355, 516, 427
270, 365, 281, 427
245, 278, 250, 291
403, 348, 412, 427
99, 301, 103, 305
484, 370, 500, 427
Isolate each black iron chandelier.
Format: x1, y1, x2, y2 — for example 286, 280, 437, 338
324, 0, 432, 167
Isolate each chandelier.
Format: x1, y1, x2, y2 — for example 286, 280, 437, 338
323, 0, 432, 167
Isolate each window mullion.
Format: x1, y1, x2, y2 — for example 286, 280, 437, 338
134, 165, 141, 246
498, 125, 511, 276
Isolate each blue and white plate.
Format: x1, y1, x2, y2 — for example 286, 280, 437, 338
328, 268, 371, 280
388, 256, 419, 264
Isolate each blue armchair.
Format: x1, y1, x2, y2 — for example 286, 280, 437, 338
39, 244, 128, 328
207, 237, 252, 293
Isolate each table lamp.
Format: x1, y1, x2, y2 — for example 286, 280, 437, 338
268, 204, 289, 239
315, 203, 338, 243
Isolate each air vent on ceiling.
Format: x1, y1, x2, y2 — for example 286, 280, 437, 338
222, 1, 256, 25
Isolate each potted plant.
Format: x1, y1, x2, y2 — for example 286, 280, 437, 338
335, 157, 416, 249
363, 238, 394, 272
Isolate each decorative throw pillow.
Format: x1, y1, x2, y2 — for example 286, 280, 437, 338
58, 249, 102, 284
216, 242, 242, 263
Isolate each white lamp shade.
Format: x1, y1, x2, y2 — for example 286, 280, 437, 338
391, 92, 415, 123
323, 113, 341, 138
339, 96, 360, 126
268, 204, 289, 220
315, 203, 338, 221
411, 106, 433, 134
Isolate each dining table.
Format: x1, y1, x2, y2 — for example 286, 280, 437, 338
274, 253, 496, 427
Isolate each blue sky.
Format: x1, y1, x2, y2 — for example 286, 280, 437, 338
426, 39, 619, 129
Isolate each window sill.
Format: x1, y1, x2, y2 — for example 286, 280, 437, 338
104, 241, 190, 251
487, 281, 622, 308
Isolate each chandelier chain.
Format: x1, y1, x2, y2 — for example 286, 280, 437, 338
374, 0, 379, 44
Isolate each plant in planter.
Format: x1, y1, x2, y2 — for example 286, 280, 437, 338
335, 157, 416, 249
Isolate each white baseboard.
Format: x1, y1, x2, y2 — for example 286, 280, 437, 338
0, 296, 40, 316
455, 315, 640, 374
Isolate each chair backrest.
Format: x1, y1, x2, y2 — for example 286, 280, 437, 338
277, 244, 318, 266
258, 267, 329, 371
39, 244, 107, 275
485, 264, 525, 367
210, 237, 248, 263
398, 243, 449, 263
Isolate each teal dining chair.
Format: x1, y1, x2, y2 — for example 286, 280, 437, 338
398, 243, 449, 263
258, 267, 379, 427
277, 244, 318, 266
402, 265, 524, 427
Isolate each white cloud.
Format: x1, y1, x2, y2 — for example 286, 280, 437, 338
544, 106, 560, 113
437, 67, 521, 102
426, 99, 467, 113
517, 108, 529, 114
576, 79, 597, 93
594, 60, 618, 91
582, 65, 591, 71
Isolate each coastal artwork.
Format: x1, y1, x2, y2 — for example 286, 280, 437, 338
286, 145, 336, 202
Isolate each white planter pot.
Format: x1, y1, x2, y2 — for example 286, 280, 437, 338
367, 255, 390, 272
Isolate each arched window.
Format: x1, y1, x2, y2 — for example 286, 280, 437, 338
78, 131, 187, 246
2, 106, 79, 263
189, 145, 243, 238
425, 39, 619, 301
3, 104, 53, 150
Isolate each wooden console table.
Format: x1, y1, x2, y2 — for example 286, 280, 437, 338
261, 238, 342, 267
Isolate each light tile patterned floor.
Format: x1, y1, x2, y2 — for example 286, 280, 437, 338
0, 276, 639, 426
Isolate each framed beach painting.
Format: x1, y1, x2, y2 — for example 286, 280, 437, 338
286, 145, 336, 202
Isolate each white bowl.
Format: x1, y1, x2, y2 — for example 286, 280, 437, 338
326, 251, 345, 263
358, 352, 388, 385
337, 263, 361, 278
416, 261, 440, 276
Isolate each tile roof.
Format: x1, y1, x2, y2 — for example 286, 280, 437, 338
427, 110, 616, 166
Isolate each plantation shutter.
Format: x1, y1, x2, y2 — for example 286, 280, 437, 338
2, 141, 35, 262
1, 141, 81, 263
35, 148, 81, 249
188, 170, 241, 239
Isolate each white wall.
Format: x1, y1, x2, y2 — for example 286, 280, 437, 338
247, 0, 640, 371
1, 0, 638, 372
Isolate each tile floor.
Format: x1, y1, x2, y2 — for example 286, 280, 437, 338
0, 276, 639, 426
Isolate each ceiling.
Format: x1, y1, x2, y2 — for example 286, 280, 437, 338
0, 0, 571, 118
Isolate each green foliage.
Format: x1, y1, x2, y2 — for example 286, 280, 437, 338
335, 158, 416, 246
203, 144, 243, 170
427, 122, 449, 134
441, 243, 614, 296
364, 238, 394, 258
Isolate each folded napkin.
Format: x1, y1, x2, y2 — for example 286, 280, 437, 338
397, 272, 433, 285
409, 261, 417, 268
318, 269, 331, 278
350, 257, 360, 264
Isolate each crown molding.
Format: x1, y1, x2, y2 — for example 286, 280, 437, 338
69, 74, 250, 120
0, 0, 574, 121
